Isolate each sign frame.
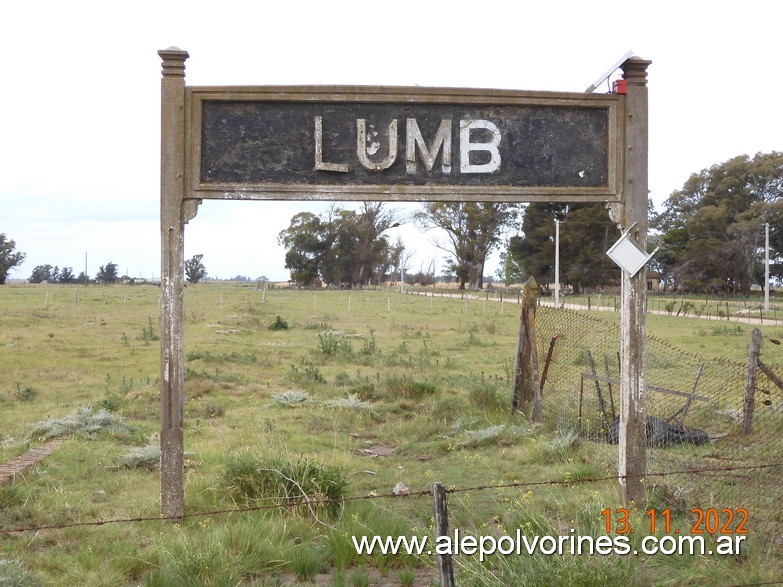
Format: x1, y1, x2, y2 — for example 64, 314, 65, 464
159, 47, 651, 520
184, 85, 624, 203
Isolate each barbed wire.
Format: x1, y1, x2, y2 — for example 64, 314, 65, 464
2, 461, 781, 536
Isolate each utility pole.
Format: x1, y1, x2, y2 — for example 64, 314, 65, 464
554, 219, 560, 307
765, 222, 770, 311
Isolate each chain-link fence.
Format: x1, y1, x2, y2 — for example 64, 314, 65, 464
533, 304, 783, 540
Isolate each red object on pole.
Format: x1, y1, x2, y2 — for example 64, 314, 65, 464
613, 79, 628, 94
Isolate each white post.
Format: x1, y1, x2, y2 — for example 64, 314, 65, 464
618, 56, 651, 507
554, 219, 561, 307
764, 222, 770, 311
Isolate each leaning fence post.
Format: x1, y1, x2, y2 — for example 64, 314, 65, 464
511, 276, 541, 420
431, 482, 455, 587
742, 327, 762, 434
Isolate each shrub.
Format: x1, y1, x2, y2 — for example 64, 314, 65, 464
384, 376, 436, 400
269, 315, 289, 331
287, 362, 326, 386
272, 391, 312, 406
358, 332, 380, 362
349, 383, 377, 401
221, 454, 348, 519
323, 394, 369, 409
202, 402, 225, 418
27, 407, 137, 442
13, 383, 37, 402
457, 423, 531, 448
468, 378, 507, 412
315, 332, 353, 359
0, 559, 42, 587
137, 317, 159, 345
118, 437, 161, 470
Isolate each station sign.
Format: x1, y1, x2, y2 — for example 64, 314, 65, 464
186, 86, 622, 202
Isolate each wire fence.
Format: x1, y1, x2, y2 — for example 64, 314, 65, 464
532, 304, 783, 540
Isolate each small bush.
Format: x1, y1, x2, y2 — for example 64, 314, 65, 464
323, 394, 369, 409
0, 484, 27, 511
27, 407, 137, 442
457, 423, 531, 448
287, 362, 326, 386
385, 376, 436, 400
0, 559, 43, 587
288, 544, 327, 582
202, 402, 225, 418
358, 332, 380, 361
432, 396, 470, 422
468, 379, 506, 412
13, 383, 37, 402
315, 332, 353, 359
222, 454, 348, 519
118, 437, 161, 470
349, 383, 377, 401
269, 315, 289, 331
272, 391, 312, 406
137, 317, 159, 345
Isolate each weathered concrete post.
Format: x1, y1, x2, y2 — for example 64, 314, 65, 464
742, 327, 762, 434
159, 47, 189, 519
618, 56, 651, 506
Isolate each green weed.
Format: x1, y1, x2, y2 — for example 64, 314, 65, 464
287, 361, 326, 386
269, 315, 289, 330
221, 453, 348, 519
136, 316, 159, 345
316, 332, 354, 359
384, 376, 437, 400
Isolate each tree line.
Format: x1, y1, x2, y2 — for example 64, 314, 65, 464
27, 262, 122, 284
277, 201, 520, 290
2, 152, 780, 293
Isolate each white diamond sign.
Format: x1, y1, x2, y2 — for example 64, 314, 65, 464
606, 224, 659, 276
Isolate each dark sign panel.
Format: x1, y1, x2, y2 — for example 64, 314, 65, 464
187, 87, 622, 202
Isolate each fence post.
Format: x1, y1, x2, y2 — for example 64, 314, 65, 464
511, 276, 541, 421
742, 327, 762, 434
158, 47, 190, 520
432, 482, 455, 587
618, 56, 651, 507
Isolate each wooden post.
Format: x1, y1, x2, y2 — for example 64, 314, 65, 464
603, 354, 617, 420
511, 276, 541, 421
743, 328, 762, 434
587, 350, 609, 431
617, 56, 651, 507
159, 47, 189, 519
431, 482, 455, 587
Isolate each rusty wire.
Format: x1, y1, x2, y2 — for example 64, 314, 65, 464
2, 461, 781, 536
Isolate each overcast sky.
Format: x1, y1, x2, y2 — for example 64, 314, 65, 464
2, 1, 781, 282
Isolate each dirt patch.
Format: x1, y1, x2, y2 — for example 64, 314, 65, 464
355, 444, 396, 457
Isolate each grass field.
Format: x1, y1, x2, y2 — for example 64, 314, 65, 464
1, 283, 781, 586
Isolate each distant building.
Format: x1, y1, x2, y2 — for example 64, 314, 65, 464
646, 271, 662, 294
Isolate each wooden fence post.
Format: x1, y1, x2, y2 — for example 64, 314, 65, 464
432, 482, 455, 587
511, 276, 541, 421
617, 56, 651, 507
743, 327, 762, 434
